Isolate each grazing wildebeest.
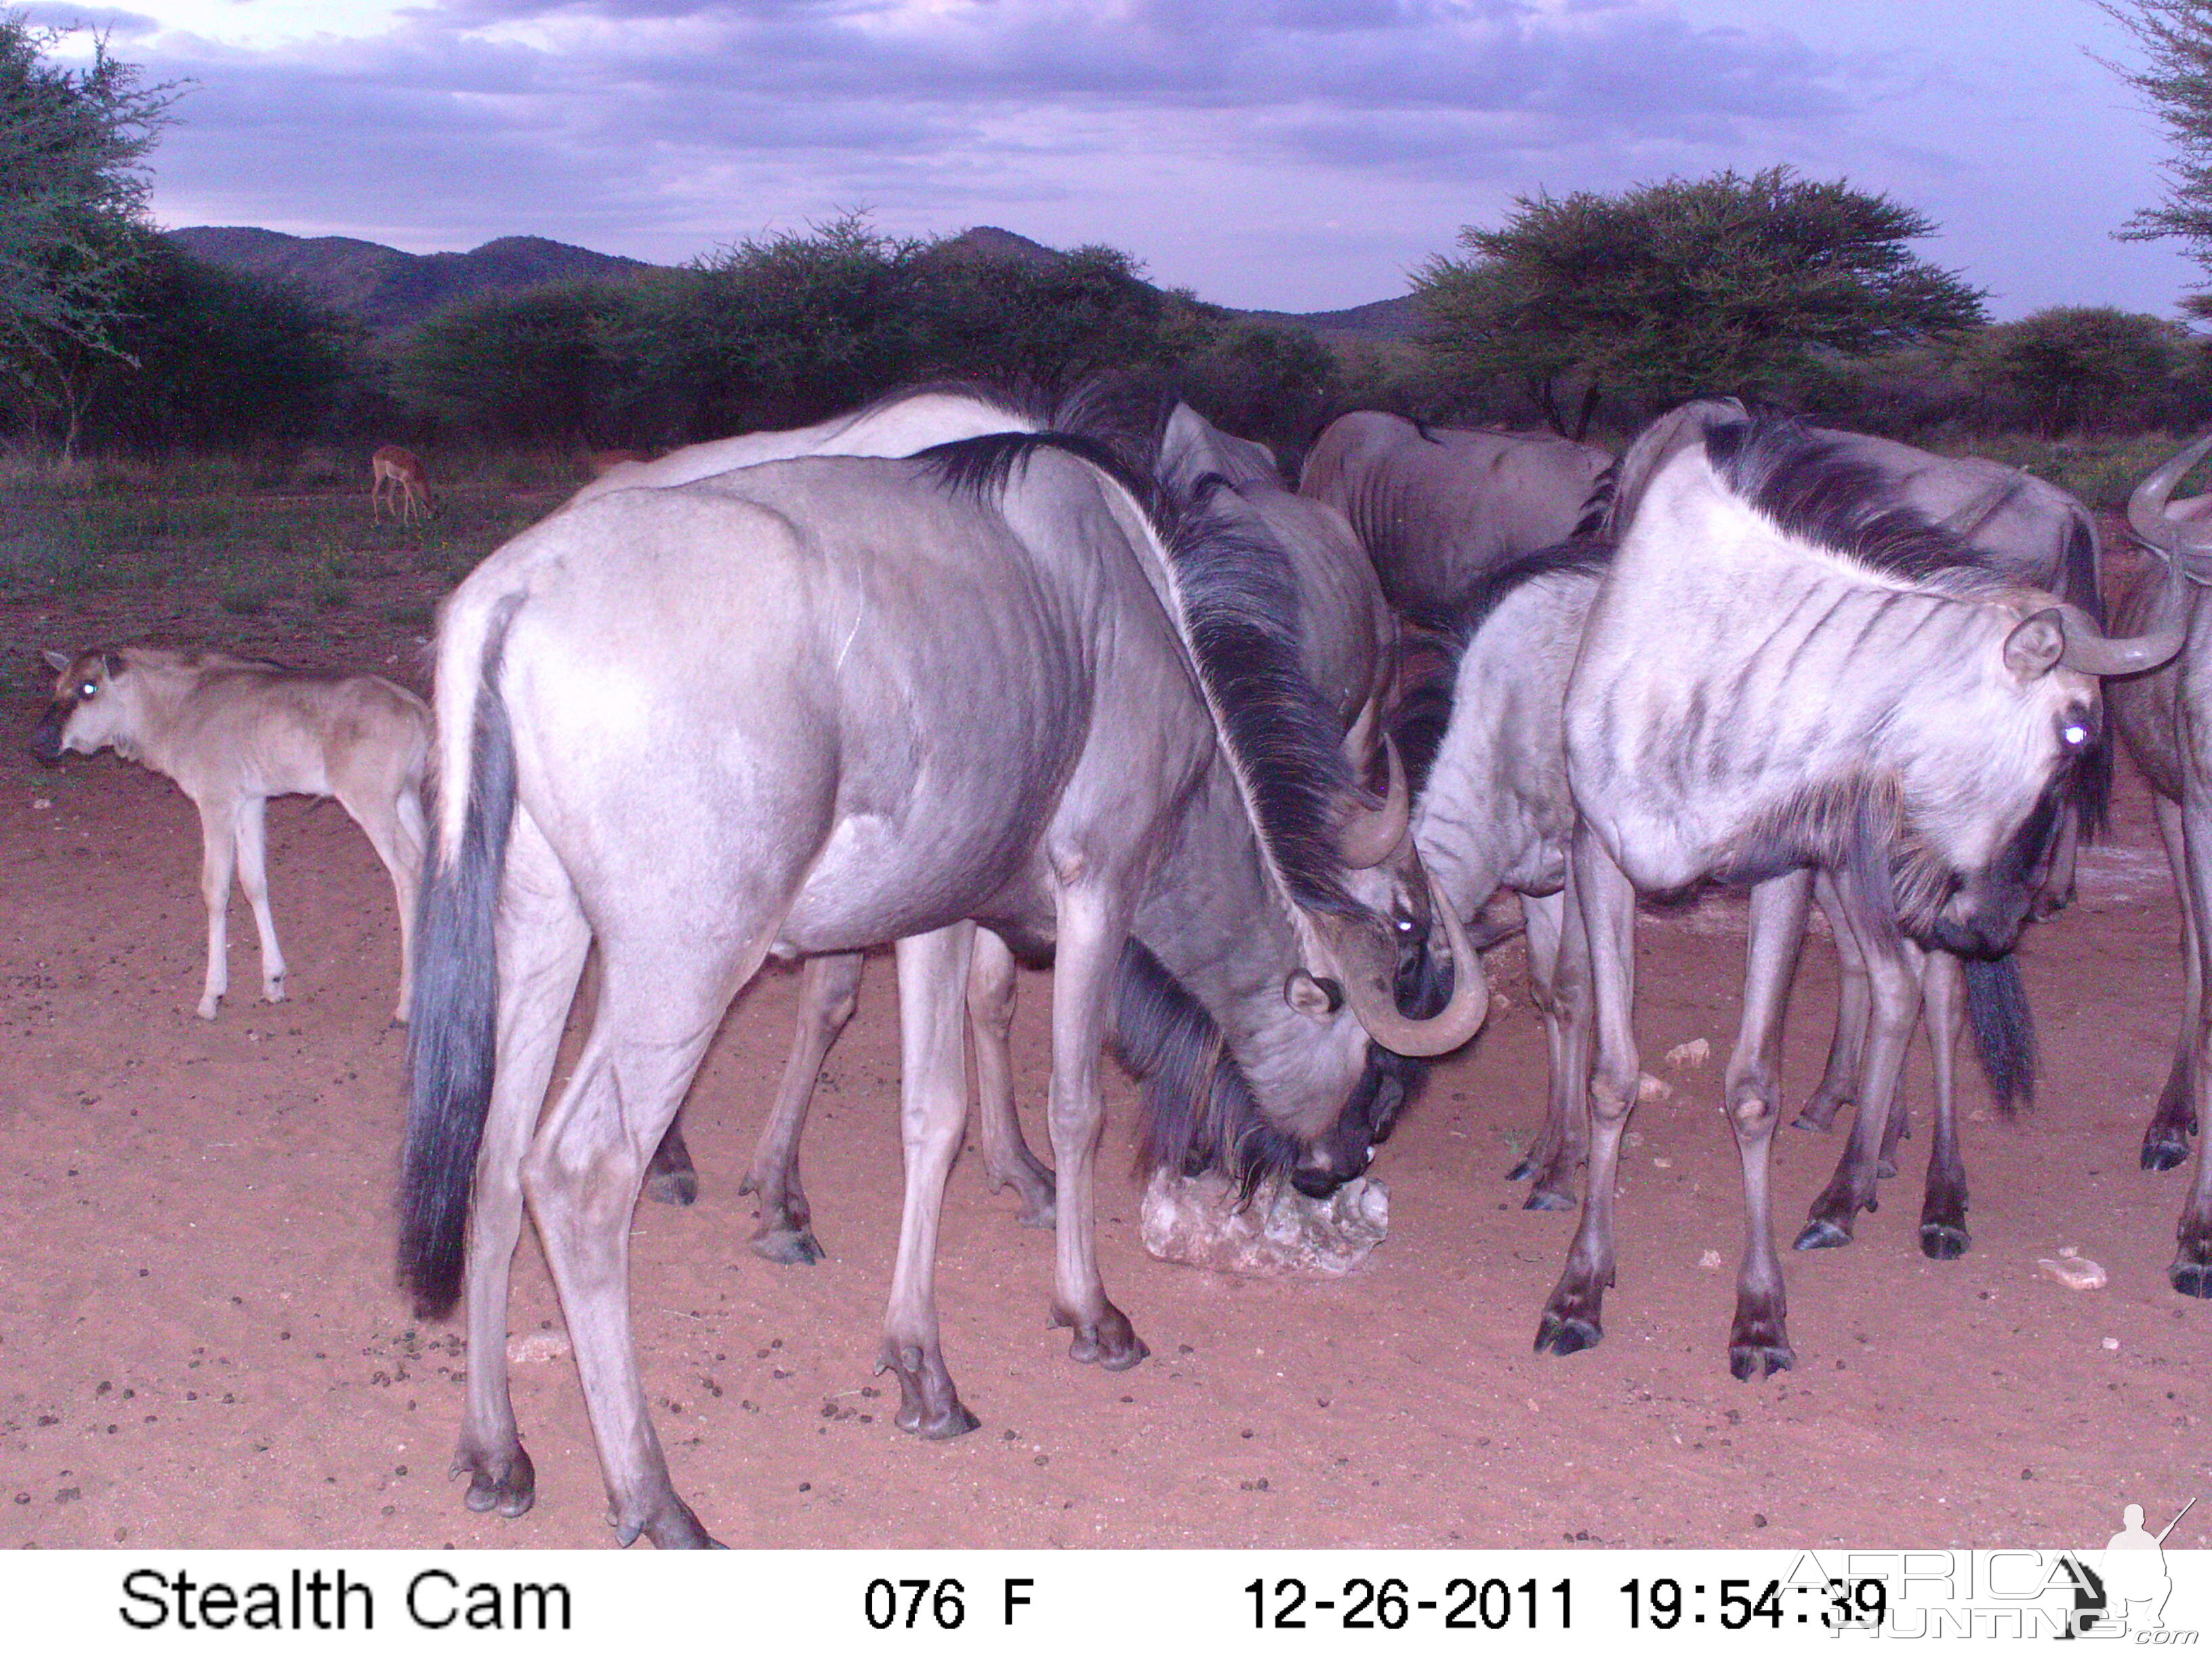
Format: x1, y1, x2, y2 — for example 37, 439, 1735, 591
1538, 407, 2177, 1377
676, 395, 1429, 1260
2103, 430, 2212, 1294
1297, 411, 1612, 630
370, 445, 430, 525
27, 647, 430, 1023
398, 432, 1485, 1546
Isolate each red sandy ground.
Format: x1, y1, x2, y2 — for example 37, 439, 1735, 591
1, 563, 2205, 1553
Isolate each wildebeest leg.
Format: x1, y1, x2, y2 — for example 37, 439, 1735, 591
737, 951, 865, 1261
1795, 871, 1866, 1132
2171, 792, 2212, 1296
340, 781, 426, 1025
1046, 881, 1147, 1370
1917, 948, 1971, 1260
2146, 795, 2200, 1171
968, 927, 1055, 1227
1536, 827, 1635, 1356
453, 808, 588, 1522
1513, 886, 1589, 1212
1795, 867, 1921, 1250
232, 795, 289, 1006
1726, 872, 1809, 1378
879, 924, 985, 1437
191, 796, 240, 1020
525, 935, 767, 1550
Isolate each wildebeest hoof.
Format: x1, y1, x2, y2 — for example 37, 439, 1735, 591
2142, 1132, 2191, 1173
1919, 1221, 1971, 1261
1505, 1156, 1538, 1182
750, 1225, 823, 1265
1053, 1303, 1147, 1370
1875, 1157, 1899, 1181
1534, 1310, 1603, 1356
454, 1445, 536, 1518
877, 1341, 981, 1439
1522, 1185, 1576, 1213
1793, 1216, 1854, 1251
263, 981, 285, 1004
1791, 1100, 1843, 1133
1728, 1341, 1795, 1380
647, 1168, 699, 1207
610, 1494, 719, 1549
196, 996, 220, 1021
2171, 1239, 2212, 1298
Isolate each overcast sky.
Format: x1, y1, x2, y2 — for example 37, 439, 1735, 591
20, 0, 2205, 318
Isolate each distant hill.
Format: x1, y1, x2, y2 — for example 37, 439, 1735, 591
165, 222, 1421, 345
164, 228, 659, 333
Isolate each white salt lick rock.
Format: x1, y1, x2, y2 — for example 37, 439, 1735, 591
1140, 1170, 1389, 1276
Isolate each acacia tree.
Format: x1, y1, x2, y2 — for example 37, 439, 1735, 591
2102, 1, 2212, 308
1414, 167, 1986, 435
0, 14, 177, 457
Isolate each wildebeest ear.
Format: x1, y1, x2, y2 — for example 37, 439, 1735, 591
41, 649, 70, 672
2003, 609, 2065, 680
101, 651, 127, 678
1283, 970, 1345, 1020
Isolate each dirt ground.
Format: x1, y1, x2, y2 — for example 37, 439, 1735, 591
1, 565, 2206, 1553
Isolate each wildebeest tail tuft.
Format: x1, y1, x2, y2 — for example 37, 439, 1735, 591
1965, 954, 2036, 1115
398, 598, 521, 1319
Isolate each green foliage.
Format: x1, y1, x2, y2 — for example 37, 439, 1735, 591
59, 237, 361, 451
400, 280, 625, 444
1166, 318, 1343, 456
0, 12, 177, 451
922, 242, 1170, 392
1415, 166, 1987, 434
2102, 1, 2212, 299
1966, 306, 2194, 434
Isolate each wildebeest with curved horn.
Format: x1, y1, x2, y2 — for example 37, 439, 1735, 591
2103, 429, 2212, 1294
608, 391, 1431, 1258
1297, 410, 1612, 630
1596, 399, 2118, 1261
398, 428, 1485, 1547
1542, 406, 2179, 1377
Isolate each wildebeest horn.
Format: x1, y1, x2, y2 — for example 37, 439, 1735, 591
2128, 430, 2212, 556
1338, 734, 1410, 868
1313, 872, 1488, 1057
2051, 598, 2184, 677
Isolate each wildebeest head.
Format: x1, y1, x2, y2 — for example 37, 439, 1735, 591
28, 648, 136, 765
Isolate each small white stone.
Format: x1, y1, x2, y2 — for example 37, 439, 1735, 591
2039, 1254, 2108, 1290
1636, 1072, 1673, 1103
30, 798, 52, 811
2101, 1336, 2121, 1351
507, 1329, 572, 1364
1664, 1038, 1711, 1067
1654, 1158, 1673, 1169
1698, 1249, 1723, 1270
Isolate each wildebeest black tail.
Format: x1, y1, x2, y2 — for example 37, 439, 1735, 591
1964, 954, 2036, 1115
398, 596, 522, 1320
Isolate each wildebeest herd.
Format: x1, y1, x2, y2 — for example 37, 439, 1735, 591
26, 386, 2212, 1548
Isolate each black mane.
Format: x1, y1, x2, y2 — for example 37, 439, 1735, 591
1704, 415, 2010, 596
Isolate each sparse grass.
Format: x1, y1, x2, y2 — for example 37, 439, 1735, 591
1923, 430, 2194, 514
0, 447, 561, 605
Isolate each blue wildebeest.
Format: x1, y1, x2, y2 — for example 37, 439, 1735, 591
398, 430, 1485, 1547
28, 647, 430, 1023
2103, 431, 2212, 1294
1297, 410, 1612, 630
1540, 407, 2177, 1376
602, 391, 1426, 1258
1599, 401, 2120, 1260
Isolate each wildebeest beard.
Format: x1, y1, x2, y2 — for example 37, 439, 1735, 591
1711, 772, 2047, 956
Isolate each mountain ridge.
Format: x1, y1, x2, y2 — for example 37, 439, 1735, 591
163, 222, 1422, 344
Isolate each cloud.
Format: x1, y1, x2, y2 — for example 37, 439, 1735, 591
135, 1, 1862, 241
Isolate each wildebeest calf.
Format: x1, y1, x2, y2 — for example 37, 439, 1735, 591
28, 647, 431, 1022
